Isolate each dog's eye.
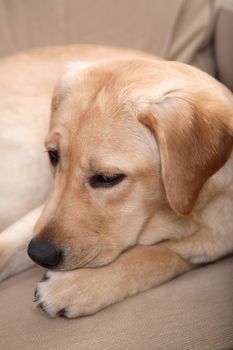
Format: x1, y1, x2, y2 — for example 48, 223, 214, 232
89, 173, 126, 188
48, 149, 59, 167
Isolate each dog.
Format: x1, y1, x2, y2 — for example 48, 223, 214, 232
0, 46, 232, 318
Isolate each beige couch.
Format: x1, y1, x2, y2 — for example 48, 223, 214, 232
0, 1, 232, 349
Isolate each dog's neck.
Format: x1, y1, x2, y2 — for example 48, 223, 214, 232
138, 150, 233, 246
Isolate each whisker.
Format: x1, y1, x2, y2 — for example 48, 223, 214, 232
74, 247, 101, 268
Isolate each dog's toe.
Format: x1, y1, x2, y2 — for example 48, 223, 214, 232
33, 269, 102, 318
57, 307, 68, 318
40, 270, 51, 282
33, 286, 40, 302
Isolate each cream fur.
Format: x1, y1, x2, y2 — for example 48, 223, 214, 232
0, 46, 232, 318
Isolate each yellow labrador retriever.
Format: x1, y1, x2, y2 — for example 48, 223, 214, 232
0, 45, 232, 318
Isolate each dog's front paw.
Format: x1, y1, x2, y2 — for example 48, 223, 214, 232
34, 268, 113, 319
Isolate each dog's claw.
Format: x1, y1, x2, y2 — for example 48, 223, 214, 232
40, 271, 50, 282
36, 301, 47, 313
36, 302, 42, 309
34, 287, 39, 298
57, 308, 67, 318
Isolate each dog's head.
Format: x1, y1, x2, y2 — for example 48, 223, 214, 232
28, 58, 233, 270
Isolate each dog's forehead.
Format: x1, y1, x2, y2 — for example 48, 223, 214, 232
50, 58, 161, 123
50, 97, 157, 174
72, 115, 159, 175
51, 61, 136, 133
49, 59, 160, 171
52, 61, 119, 117
70, 100, 153, 165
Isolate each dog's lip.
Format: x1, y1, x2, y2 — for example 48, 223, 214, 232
75, 249, 101, 268
53, 247, 101, 271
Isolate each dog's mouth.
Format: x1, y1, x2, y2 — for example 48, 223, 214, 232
28, 237, 104, 270
61, 244, 122, 270
58, 247, 102, 271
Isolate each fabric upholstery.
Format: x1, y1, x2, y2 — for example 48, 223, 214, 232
2, 0, 233, 89
0, 1, 233, 349
0, 257, 233, 350
0, 0, 217, 76
215, 0, 233, 90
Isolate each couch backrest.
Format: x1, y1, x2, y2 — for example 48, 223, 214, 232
0, 0, 232, 89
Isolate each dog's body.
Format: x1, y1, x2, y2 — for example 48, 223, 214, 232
0, 45, 232, 318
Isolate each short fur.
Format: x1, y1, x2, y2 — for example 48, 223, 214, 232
0, 46, 232, 318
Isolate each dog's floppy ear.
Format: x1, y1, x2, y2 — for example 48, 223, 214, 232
138, 90, 233, 215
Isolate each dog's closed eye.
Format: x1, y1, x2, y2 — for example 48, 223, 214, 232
89, 173, 126, 188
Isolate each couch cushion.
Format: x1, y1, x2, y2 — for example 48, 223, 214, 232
0, 257, 232, 350
0, 0, 217, 76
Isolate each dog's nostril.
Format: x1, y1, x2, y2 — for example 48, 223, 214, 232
28, 237, 64, 269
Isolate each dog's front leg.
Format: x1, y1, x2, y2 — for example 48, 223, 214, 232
35, 245, 192, 318
0, 205, 43, 282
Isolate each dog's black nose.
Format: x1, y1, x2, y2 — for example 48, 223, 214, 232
28, 237, 64, 269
